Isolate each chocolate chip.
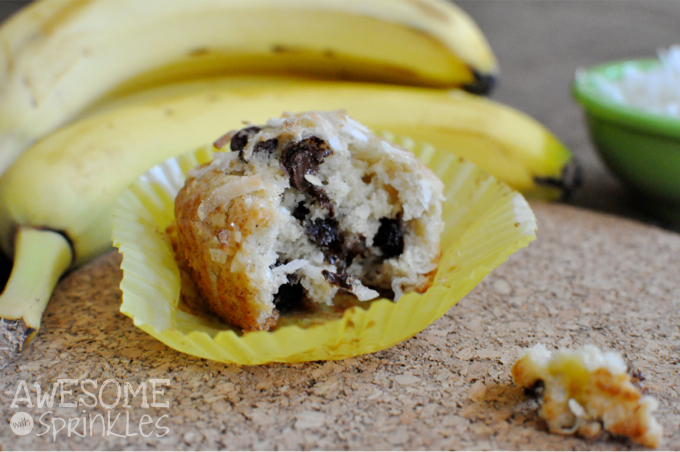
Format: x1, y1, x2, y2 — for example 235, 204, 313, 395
306, 218, 341, 248
305, 218, 346, 270
305, 219, 365, 274
292, 201, 309, 222
524, 380, 545, 398
311, 191, 333, 213
253, 138, 278, 156
374, 218, 404, 259
279, 136, 333, 210
274, 277, 305, 313
322, 270, 352, 290
230, 126, 261, 160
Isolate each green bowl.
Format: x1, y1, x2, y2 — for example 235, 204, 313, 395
573, 58, 680, 223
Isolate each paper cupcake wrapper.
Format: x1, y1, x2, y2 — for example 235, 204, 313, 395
112, 133, 536, 365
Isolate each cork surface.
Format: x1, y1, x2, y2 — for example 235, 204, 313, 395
0, 201, 678, 450
0, 2, 677, 450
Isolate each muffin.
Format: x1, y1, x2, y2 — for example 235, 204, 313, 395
174, 111, 444, 331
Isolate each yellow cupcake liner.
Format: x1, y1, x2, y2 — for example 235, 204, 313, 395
112, 134, 536, 365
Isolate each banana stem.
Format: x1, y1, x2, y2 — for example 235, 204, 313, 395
0, 227, 72, 369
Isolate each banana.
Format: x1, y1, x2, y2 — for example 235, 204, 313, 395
0, 76, 574, 367
0, 0, 497, 176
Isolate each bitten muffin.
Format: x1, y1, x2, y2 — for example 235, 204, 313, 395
174, 110, 444, 331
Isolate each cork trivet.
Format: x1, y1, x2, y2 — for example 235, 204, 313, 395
1, 202, 678, 450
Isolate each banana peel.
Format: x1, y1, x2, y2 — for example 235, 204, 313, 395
0, 0, 497, 176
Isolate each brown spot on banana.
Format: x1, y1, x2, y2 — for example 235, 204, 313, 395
271, 44, 303, 54
406, 0, 451, 22
188, 47, 211, 57
39, 0, 93, 36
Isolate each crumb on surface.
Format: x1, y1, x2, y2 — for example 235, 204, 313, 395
512, 343, 663, 448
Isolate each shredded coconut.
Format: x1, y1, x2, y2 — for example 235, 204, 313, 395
578, 44, 680, 117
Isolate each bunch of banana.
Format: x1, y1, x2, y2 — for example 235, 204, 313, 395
0, 0, 497, 176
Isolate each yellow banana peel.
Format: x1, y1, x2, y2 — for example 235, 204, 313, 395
0, 0, 497, 176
